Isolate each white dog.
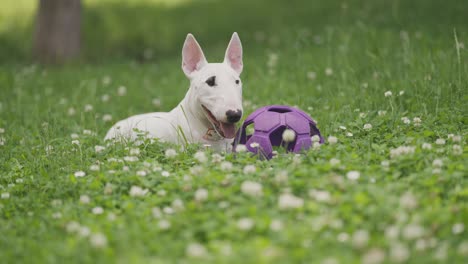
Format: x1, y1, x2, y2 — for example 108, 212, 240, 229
105, 33, 244, 152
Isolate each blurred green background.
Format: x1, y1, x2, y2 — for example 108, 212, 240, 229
1, 0, 467, 64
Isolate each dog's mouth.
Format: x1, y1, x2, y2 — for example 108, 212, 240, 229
201, 105, 237, 139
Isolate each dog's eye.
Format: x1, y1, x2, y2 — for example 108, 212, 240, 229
235, 80, 240, 84
206, 76, 216, 87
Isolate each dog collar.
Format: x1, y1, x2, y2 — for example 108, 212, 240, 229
203, 127, 224, 141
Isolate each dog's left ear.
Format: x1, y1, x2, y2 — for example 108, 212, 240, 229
224, 32, 243, 74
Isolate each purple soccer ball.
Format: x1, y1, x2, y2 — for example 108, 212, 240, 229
233, 105, 324, 159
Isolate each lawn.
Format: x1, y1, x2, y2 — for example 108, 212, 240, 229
0, 0, 467, 263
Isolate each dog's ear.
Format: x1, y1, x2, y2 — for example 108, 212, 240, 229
182, 34, 208, 77
224, 32, 243, 74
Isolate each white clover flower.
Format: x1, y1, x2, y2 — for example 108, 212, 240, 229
186, 243, 207, 258
249, 142, 260, 148
194, 151, 208, 163
337, 232, 349, 242
389, 243, 409, 263
422, 143, 432, 150
243, 165, 256, 174
359, 112, 367, 118
237, 217, 254, 231
92, 207, 104, 215
163, 206, 174, 214
80, 194, 91, 204
52, 212, 62, 219
136, 170, 147, 177
157, 190, 167, 196
330, 158, 340, 166
325, 67, 333, 76
102, 114, 112, 122
327, 136, 338, 144
384, 91, 393, 97
158, 219, 171, 230
129, 186, 148, 197
352, 229, 370, 248
78, 226, 91, 237
89, 233, 107, 248
453, 145, 462, 155
346, 132, 353, 137
70, 133, 79, 139
172, 199, 184, 211
194, 188, 208, 202
15, 178, 24, 184
312, 142, 321, 149
399, 192, 418, 209
270, 219, 283, 231
152, 207, 162, 218
161, 171, 170, 177
362, 248, 386, 264
101, 94, 110, 102
385, 225, 399, 240
82, 129, 93, 135
122, 166, 129, 171
435, 138, 446, 145
129, 148, 140, 155
89, 164, 100, 171
84, 104, 93, 112
346, 171, 360, 181
309, 189, 331, 202
152, 98, 161, 107
339, 126, 347, 130
95, 145, 106, 153
1, 192, 10, 199
71, 140, 80, 145
364, 123, 372, 131
0, 128, 4, 133
452, 223, 465, 234
68, 107, 76, 116
278, 193, 304, 209
117, 86, 127, 96
0, 137, 5, 146
378, 110, 387, 116
432, 159, 443, 167
282, 129, 296, 142
413, 117, 422, 126
66, 221, 81, 233
306, 71, 317, 80
402, 224, 425, 240
211, 153, 223, 163
74, 171, 86, 178
123, 156, 139, 162
452, 135, 462, 142
102, 75, 111, 85
220, 161, 233, 171
399, 90, 405, 96
275, 170, 288, 184
164, 148, 177, 158
311, 135, 320, 143
401, 117, 411, 124
241, 181, 263, 197
390, 146, 415, 158
235, 144, 247, 152
458, 241, 468, 255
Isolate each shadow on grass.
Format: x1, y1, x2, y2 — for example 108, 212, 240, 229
0, 0, 466, 64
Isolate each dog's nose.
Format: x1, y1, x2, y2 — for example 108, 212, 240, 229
226, 109, 242, 123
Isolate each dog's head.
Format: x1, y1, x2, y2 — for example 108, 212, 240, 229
182, 33, 243, 139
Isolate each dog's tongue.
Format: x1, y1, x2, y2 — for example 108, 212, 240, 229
220, 123, 236, 139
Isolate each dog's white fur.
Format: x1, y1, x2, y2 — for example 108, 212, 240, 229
105, 33, 244, 152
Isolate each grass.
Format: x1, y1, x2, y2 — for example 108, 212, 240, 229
0, 0, 467, 263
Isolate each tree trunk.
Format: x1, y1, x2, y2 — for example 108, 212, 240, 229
34, 0, 82, 64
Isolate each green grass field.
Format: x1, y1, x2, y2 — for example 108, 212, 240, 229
0, 0, 467, 263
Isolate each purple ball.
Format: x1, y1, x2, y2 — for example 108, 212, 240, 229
233, 105, 324, 159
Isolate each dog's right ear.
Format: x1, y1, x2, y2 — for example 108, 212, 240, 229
182, 34, 208, 77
